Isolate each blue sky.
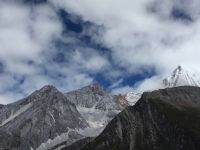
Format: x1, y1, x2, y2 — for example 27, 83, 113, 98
1, 0, 200, 103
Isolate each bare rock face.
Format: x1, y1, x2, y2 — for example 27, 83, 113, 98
116, 95, 129, 109
65, 84, 121, 111
0, 85, 88, 150
52, 137, 94, 150
81, 86, 200, 150
0, 84, 123, 150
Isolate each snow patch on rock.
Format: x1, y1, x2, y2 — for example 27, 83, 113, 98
0, 103, 32, 126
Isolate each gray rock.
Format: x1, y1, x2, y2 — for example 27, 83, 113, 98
0, 84, 128, 150
61, 137, 94, 150
82, 86, 200, 150
65, 84, 121, 111
40, 84, 125, 150
0, 85, 88, 150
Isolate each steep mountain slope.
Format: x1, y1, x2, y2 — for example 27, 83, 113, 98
64, 84, 122, 135
40, 84, 124, 150
81, 86, 200, 150
163, 66, 200, 87
0, 85, 88, 150
52, 137, 94, 150
65, 84, 123, 132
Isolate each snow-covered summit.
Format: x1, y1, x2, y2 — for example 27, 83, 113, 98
163, 65, 200, 88
124, 65, 200, 106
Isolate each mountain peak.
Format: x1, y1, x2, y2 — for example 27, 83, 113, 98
0, 84, 89, 150
174, 65, 183, 73
176, 65, 182, 72
163, 66, 200, 87
90, 83, 106, 94
65, 83, 117, 110
75, 83, 107, 96
33, 85, 59, 95
20, 85, 62, 105
40, 84, 57, 90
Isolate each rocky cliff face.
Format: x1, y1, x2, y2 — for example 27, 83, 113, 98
0, 85, 88, 150
0, 84, 122, 150
81, 86, 200, 150
65, 84, 121, 111
44, 84, 123, 150
64, 84, 123, 135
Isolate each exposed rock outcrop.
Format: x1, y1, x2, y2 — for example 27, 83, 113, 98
81, 86, 200, 150
0, 85, 88, 150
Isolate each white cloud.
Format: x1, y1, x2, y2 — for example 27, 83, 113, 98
134, 76, 164, 93
0, 1, 63, 77
111, 85, 133, 95
0, 1, 63, 103
50, 0, 200, 73
109, 78, 124, 89
0, 2, 62, 61
50, 0, 200, 93
2, 0, 200, 103
0, 94, 22, 105
70, 48, 109, 72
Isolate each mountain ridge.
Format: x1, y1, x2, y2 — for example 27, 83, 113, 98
80, 86, 200, 150
0, 83, 123, 150
0, 85, 89, 150
1, 66, 200, 150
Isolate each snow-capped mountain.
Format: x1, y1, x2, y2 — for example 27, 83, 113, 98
124, 65, 200, 106
163, 66, 200, 88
